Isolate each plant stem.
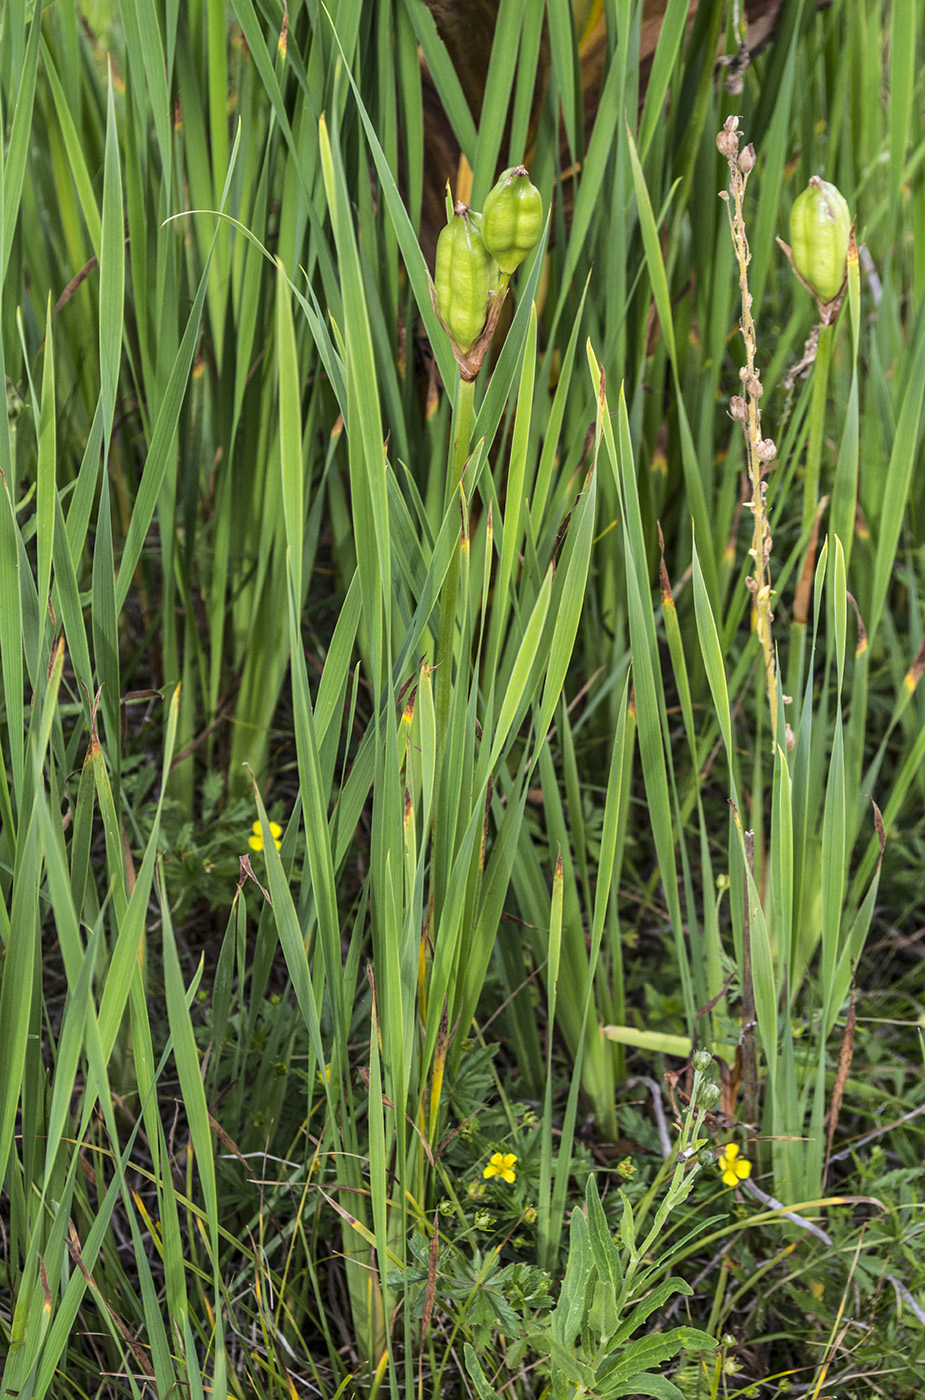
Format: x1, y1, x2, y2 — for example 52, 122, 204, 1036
434, 375, 476, 752
718, 118, 778, 745
801, 319, 834, 538
448, 374, 476, 505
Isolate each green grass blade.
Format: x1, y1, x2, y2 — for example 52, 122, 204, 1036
159, 871, 225, 1371
99, 65, 124, 449
488, 565, 553, 771
470, 0, 528, 205
34, 299, 55, 682
868, 293, 925, 642
0, 1, 40, 290
277, 258, 305, 605
115, 245, 215, 614
399, 0, 478, 159
637, 0, 689, 162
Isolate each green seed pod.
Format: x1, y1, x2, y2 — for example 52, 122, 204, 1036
435, 204, 492, 351
789, 176, 850, 304
480, 165, 543, 275
468, 211, 501, 295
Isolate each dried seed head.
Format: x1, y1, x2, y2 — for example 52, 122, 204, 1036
738, 144, 757, 176
756, 438, 776, 462
716, 117, 740, 158
729, 395, 748, 421
745, 374, 763, 400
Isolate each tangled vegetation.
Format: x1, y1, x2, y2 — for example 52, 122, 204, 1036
1, 2, 924, 1396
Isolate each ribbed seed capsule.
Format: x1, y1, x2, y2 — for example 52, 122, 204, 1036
468, 211, 500, 295
789, 177, 850, 304
480, 166, 543, 275
435, 205, 492, 351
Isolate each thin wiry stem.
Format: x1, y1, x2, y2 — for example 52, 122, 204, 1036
717, 116, 779, 744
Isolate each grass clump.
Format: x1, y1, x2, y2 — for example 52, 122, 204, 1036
2, 2, 925, 1396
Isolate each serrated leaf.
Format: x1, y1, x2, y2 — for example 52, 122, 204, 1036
676, 1327, 716, 1351
551, 1205, 592, 1351
588, 1278, 619, 1342
464, 1344, 499, 1400
547, 1336, 594, 1387
618, 1190, 637, 1259
603, 1376, 686, 1400
586, 1174, 622, 1296
608, 1277, 692, 1351
630, 1215, 725, 1291
596, 1326, 713, 1390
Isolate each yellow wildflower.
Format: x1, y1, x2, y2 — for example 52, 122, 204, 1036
483, 1151, 517, 1184
249, 820, 282, 853
718, 1142, 751, 1188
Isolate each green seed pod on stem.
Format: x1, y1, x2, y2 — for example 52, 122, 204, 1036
435, 203, 492, 352
789, 176, 850, 305
480, 165, 543, 275
467, 211, 501, 295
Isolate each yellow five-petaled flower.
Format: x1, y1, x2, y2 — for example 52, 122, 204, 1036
483, 1151, 517, 1184
718, 1142, 751, 1188
249, 820, 282, 852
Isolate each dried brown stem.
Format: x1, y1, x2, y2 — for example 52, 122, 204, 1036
717, 116, 778, 742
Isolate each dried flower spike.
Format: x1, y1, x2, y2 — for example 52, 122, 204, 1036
738, 144, 756, 175
718, 121, 778, 743
716, 116, 740, 158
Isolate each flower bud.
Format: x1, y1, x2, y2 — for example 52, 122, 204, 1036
691, 1049, 714, 1073
480, 166, 543, 275
435, 204, 492, 352
698, 1082, 721, 1111
789, 177, 850, 305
